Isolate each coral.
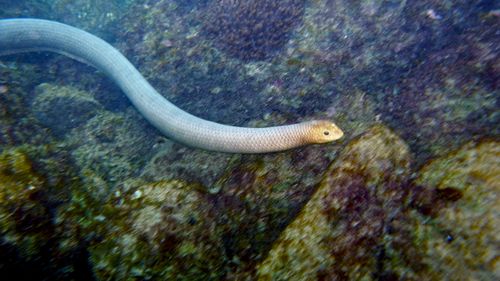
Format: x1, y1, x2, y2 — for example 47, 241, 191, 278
203, 0, 306, 61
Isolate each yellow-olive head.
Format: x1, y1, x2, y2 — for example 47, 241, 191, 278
305, 120, 344, 144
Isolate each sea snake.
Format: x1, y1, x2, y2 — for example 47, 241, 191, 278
0, 18, 343, 153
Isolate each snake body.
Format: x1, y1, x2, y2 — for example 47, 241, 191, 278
0, 18, 343, 153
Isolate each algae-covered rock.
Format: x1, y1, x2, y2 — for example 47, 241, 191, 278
415, 140, 499, 280
141, 141, 234, 187
62, 180, 227, 280
257, 125, 414, 280
324, 89, 379, 139
374, 1, 500, 163
0, 145, 96, 280
0, 148, 47, 242
257, 128, 499, 280
68, 109, 155, 185
32, 83, 103, 136
0, 64, 54, 146
203, 0, 305, 61
209, 140, 345, 278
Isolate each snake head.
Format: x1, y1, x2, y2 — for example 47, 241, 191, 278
305, 120, 344, 144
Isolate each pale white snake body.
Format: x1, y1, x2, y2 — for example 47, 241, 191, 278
0, 19, 343, 153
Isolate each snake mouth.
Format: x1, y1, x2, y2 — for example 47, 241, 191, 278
331, 129, 344, 140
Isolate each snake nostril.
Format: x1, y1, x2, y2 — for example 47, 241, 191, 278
323, 131, 330, 136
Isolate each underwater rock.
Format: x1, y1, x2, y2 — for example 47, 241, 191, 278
257, 125, 414, 280
1, 1, 131, 34
32, 83, 103, 137
0, 146, 85, 280
117, 0, 344, 134
118, 0, 278, 127
211, 147, 337, 278
0, 148, 51, 275
293, 0, 422, 91
324, 89, 379, 138
415, 140, 499, 280
141, 141, 234, 188
65, 180, 227, 280
0, 65, 57, 146
0, 148, 48, 242
140, 126, 346, 279
171, 0, 210, 14
257, 126, 499, 280
258, 123, 484, 280
371, 0, 500, 163
68, 109, 155, 186
203, 0, 306, 61
286, 0, 499, 164
381, 56, 499, 164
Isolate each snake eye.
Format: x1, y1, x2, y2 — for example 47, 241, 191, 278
323, 131, 330, 136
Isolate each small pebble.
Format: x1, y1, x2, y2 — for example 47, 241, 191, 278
0, 85, 8, 94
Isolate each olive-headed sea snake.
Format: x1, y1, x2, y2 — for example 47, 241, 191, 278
0, 18, 343, 153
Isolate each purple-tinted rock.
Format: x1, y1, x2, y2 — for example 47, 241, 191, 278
257, 125, 414, 280
203, 0, 306, 61
257, 126, 499, 280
